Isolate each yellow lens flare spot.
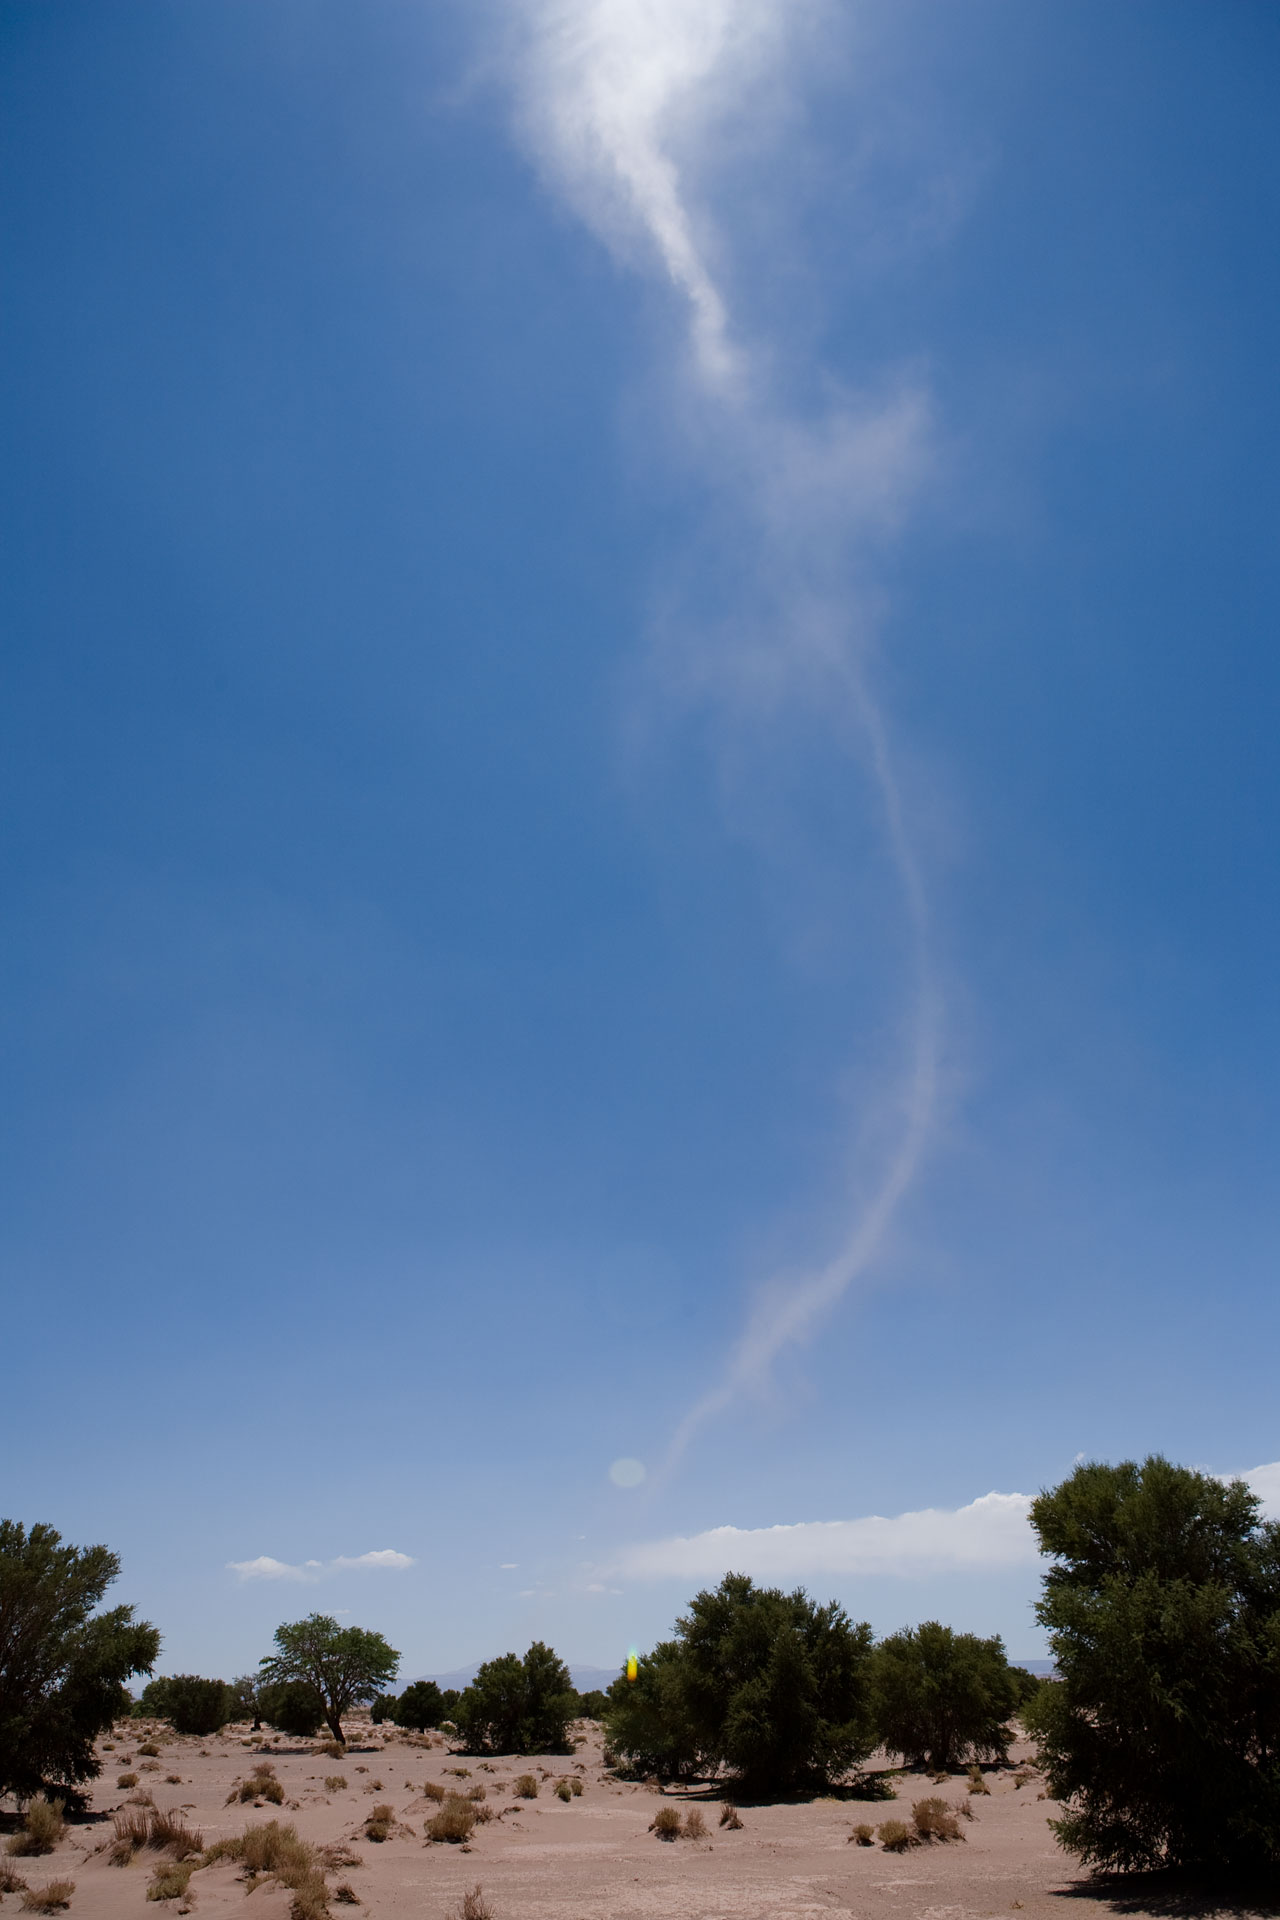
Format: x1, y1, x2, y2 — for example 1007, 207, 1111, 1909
626, 1651, 638, 1682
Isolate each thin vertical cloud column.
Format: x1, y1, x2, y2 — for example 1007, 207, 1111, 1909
508, 0, 939, 1459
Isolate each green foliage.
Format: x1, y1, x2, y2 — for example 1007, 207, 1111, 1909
369, 1692, 396, 1725
872, 1622, 1017, 1771
258, 1613, 399, 1744
604, 1643, 703, 1781
138, 1675, 231, 1737
0, 1519, 160, 1805
1008, 1667, 1045, 1712
257, 1679, 325, 1739
392, 1681, 447, 1732
1030, 1455, 1280, 1875
606, 1573, 876, 1794
227, 1675, 262, 1726
573, 1689, 608, 1721
453, 1642, 576, 1754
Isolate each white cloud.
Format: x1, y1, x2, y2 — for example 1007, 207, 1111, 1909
610, 1490, 1037, 1584
227, 1549, 416, 1583
1239, 1460, 1280, 1520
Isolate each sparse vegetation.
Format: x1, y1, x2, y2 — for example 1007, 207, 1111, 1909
650, 1806, 682, 1840
554, 1778, 572, 1801
109, 1804, 202, 1865
912, 1797, 965, 1842
850, 1823, 875, 1845
203, 1820, 329, 1916
426, 1795, 476, 1844
0, 1866, 30, 1894
967, 1764, 989, 1795
145, 1860, 193, 1901
877, 1819, 917, 1853
513, 1774, 537, 1799
136, 1743, 160, 1759
6, 1799, 65, 1857
719, 1801, 742, 1829
324, 1775, 347, 1793
683, 1808, 707, 1840
422, 1781, 447, 1802
364, 1803, 394, 1842
452, 1886, 494, 1920
18, 1881, 74, 1913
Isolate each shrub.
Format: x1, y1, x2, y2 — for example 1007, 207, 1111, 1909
324, 1774, 347, 1793
6, 1799, 65, 1857
426, 1795, 476, 1843
966, 1765, 989, 1795
872, 1623, 1017, 1772
472, 1804, 494, 1824
573, 1690, 609, 1722
1029, 1455, 1280, 1875
0, 1523, 159, 1810
137, 1676, 232, 1738
364, 1804, 394, 1842
850, 1822, 875, 1845
136, 1743, 160, 1758
683, 1808, 707, 1840
467, 1784, 487, 1801
719, 1802, 742, 1830
606, 1574, 876, 1794
452, 1888, 494, 1920
164, 1775, 182, 1786
18, 1882, 74, 1913
513, 1774, 537, 1798
422, 1781, 446, 1803
146, 1860, 193, 1901
650, 1806, 681, 1840
453, 1644, 576, 1756
912, 1797, 964, 1842
554, 1779, 572, 1801
257, 1614, 400, 1746
0, 1866, 29, 1894
568, 1777, 583, 1797
877, 1819, 917, 1853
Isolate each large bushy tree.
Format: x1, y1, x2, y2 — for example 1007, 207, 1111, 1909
258, 1613, 399, 1744
872, 1622, 1018, 1770
453, 1643, 576, 1754
606, 1573, 876, 1793
0, 1520, 160, 1805
1029, 1456, 1280, 1875
392, 1680, 447, 1732
137, 1673, 231, 1736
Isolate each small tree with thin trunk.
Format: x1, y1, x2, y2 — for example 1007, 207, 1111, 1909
258, 1614, 399, 1745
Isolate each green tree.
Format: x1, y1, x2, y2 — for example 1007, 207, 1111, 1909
257, 1679, 325, 1738
392, 1680, 446, 1732
258, 1613, 399, 1744
453, 1643, 576, 1754
872, 1622, 1017, 1771
604, 1643, 704, 1780
138, 1674, 232, 1736
606, 1573, 876, 1793
1029, 1455, 1280, 1875
228, 1674, 263, 1729
0, 1519, 160, 1806
574, 1688, 609, 1722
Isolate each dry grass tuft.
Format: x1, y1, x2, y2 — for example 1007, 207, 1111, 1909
422, 1782, 446, 1803
850, 1823, 875, 1845
554, 1779, 572, 1802
683, 1808, 707, 1841
452, 1886, 493, 1920
137, 1744, 161, 1759
967, 1765, 990, 1795
145, 1860, 193, 1902
513, 1775, 537, 1800
466, 1784, 487, 1802
115, 1772, 138, 1789
472, 1805, 494, 1825
719, 1802, 743, 1830
425, 1796, 476, 1845
318, 1741, 345, 1760
164, 1776, 182, 1786
649, 1807, 681, 1841
912, 1798, 965, 1843
319, 1845, 361, 1872
6, 1799, 65, 1857
0, 1865, 29, 1894
18, 1881, 74, 1913
363, 1805, 394, 1843
324, 1776, 348, 1793
333, 1885, 360, 1905
878, 1819, 918, 1853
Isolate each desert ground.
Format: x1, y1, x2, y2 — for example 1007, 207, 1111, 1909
0, 1720, 1248, 1920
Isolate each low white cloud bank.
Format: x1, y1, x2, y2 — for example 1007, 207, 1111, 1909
611, 1490, 1037, 1584
228, 1549, 415, 1583
613, 1460, 1280, 1585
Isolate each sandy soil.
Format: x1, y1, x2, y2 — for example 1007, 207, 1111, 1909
0, 1719, 1251, 1920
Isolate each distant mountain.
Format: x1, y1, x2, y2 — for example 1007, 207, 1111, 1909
406, 1663, 621, 1692
1011, 1658, 1056, 1676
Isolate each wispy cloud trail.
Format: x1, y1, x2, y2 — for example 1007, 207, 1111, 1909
510, 0, 939, 1461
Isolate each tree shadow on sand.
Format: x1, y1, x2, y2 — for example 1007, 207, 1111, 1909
1052, 1871, 1280, 1920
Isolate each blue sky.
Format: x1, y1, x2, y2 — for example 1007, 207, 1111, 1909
3, 0, 1278, 1683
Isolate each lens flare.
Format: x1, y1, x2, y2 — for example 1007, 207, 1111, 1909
626, 1650, 638, 1682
